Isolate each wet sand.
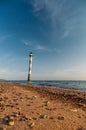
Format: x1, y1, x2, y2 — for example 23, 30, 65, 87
0, 82, 86, 130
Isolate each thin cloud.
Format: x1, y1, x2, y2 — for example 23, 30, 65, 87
35, 44, 63, 55
30, 0, 82, 39
61, 30, 70, 39
31, 0, 65, 24
22, 38, 62, 53
22, 39, 47, 51
35, 44, 46, 51
0, 34, 12, 43
22, 39, 44, 50
22, 40, 31, 46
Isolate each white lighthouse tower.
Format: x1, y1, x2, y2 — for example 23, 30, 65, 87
28, 52, 33, 81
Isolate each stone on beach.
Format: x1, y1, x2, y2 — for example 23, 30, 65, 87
29, 122, 35, 128
70, 109, 78, 112
12, 113, 19, 117
17, 107, 21, 110
22, 115, 29, 121
3, 115, 14, 126
8, 120, 14, 126
57, 116, 65, 120
27, 117, 33, 120
32, 95, 37, 99
0, 128, 6, 130
45, 101, 50, 106
3, 117, 9, 123
40, 114, 49, 119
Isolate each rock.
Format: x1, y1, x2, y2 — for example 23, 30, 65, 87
23, 115, 29, 121
12, 112, 19, 117
40, 114, 49, 119
3, 115, 14, 125
57, 116, 64, 120
50, 116, 54, 119
45, 101, 50, 106
0, 100, 5, 107
33, 117, 38, 120
10, 105, 15, 108
29, 122, 35, 128
3, 117, 9, 124
19, 115, 32, 121
15, 114, 19, 117
15, 103, 18, 105
70, 109, 78, 112
47, 101, 50, 104
28, 117, 33, 120
27, 104, 31, 106
32, 96, 37, 99
9, 116, 14, 120
13, 114, 19, 117
8, 120, 14, 126
18, 111, 23, 115
0, 128, 6, 130
36, 112, 41, 115
46, 108, 52, 111
19, 118, 23, 121
17, 107, 21, 110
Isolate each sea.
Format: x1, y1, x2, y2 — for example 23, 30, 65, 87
4, 80, 86, 92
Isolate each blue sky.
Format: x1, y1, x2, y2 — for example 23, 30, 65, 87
0, 0, 86, 80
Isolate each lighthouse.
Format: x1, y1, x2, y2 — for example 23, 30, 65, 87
28, 52, 33, 81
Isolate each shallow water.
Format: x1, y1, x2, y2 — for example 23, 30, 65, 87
4, 80, 86, 92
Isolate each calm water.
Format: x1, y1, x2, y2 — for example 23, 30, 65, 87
4, 80, 86, 92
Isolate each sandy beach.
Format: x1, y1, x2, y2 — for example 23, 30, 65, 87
0, 82, 86, 130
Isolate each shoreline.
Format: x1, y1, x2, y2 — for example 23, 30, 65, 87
1, 80, 86, 92
0, 82, 86, 130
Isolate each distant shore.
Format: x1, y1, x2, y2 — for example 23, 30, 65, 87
0, 82, 86, 130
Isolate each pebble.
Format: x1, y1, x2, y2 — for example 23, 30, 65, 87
0, 128, 6, 130
29, 122, 35, 128
28, 117, 33, 120
40, 114, 49, 119
19, 115, 33, 121
3, 115, 14, 126
9, 116, 14, 120
23, 115, 29, 120
46, 101, 50, 104
18, 111, 23, 115
45, 101, 50, 106
27, 104, 31, 106
70, 109, 78, 112
46, 108, 52, 111
57, 116, 64, 120
17, 107, 21, 110
12, 113, 19, 117
8, 120, 14, 126
33, 117, 38, 120
3, 117, 9, 123
50, 116, 54, 119
32, 96, 37, 99
19, 117, 23, 121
